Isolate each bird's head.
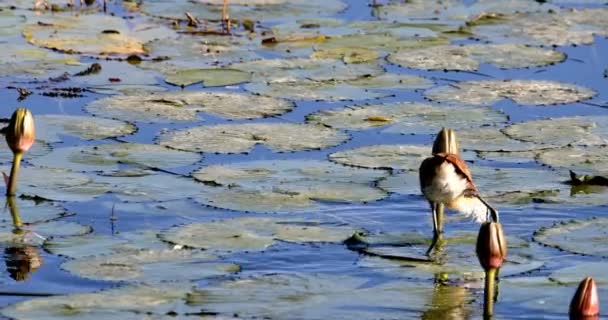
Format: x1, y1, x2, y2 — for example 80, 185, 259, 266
432, 127, 459, 155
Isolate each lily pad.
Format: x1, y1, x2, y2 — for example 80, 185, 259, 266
165, 68, 251, 87
86, 91, 293, 123
94, 174, 203, 202
311, 47, 380, 63
537, 146, 608, 175
550, 262, 608, 285
36, 115, 136, 143
245, 79, 391, 101
425, 80, 595, 106
31, 143, 201, 173
329, 144, 429, 170
472, 8, 608, 46
0, 140, 51, 164
70, 61, 161, 93
0, 43, 80, 78
458, 127, 547, 152
160, 217, 355, 252
2, 166, 108, 202
533, 217, 608, 257
23, 14, 174, 56
345, 73, 433, 89
62, 248, 238, 283
503, 116, 608, 147
192, 160, 388, 213
188, 273, 459, 319
1, 285, 192, 319
498, 277, 587, 314
355, 232, 542, 281
388, 44, 565, 71
141, 0, 348, 22
157, 123, 349, 154
306, 102, 507, 134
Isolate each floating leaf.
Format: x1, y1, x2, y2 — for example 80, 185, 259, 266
141, 0, 347, 21
503, 116, 608, 147
472, 8, 608, 46
62, 248, 238, 282
533, 217, 608, 257
192, 160, 388, 213
311, 47, 379, 64
244, 79, 391, 101
537, 146, 608, 176
306, 102, 507, 134
86, 91, 293, 123
23, 14, 174, 56
388, 44, 564, 71
1, 285, 192, 319
498, 277, 582, 314
188, 273, 456, 319
157, 123, 349, 154
160, 217, 355, 252
94, 174, 202, 202
70, 61, 161, 94
550, 262, 608, 285
31, 143, 201, 173
355, 232, 542, 281
3, 166, 108, 202
329, 145, 429, 170
425, 80, 595, 106
0, 140, 50, 164
0, 43, 79, 78
458, 127, 547, 152
165, 68, 251, 87
346, 73, 433, 89
36, 115, 136, 143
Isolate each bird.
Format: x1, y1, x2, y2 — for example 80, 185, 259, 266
419, 128, 498, 254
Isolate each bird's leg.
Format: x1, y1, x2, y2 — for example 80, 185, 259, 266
426, 202, 444, 256
476, 195, 499, 223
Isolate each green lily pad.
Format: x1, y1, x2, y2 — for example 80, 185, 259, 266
377, 0, 555, 26
503, 116, 608, 147
533, 217, 608, 257
157, 123, 349, 153
498, 277, 581, 314
1, 285, 193, 319
165, 68, 251, 87
62, 248, 238, 282
0, 140, 51, 164
537, 146, 608, 175
140, 35, 261, 71
0, 43, 80, 78
160, 217, 355, 252
3, 166, 108, 202
458, 127, 547, 152
425, 80, 595, 106
85, 91, 293, 123
30, 143, 201, 173
192, 160, 388, 213
0, 198, 68, 225
141, 0, 347, 21
550, 262, 608, 285
311, 47, 380, 64
245, 79, 391, 101
306, 102, 507, 134
23, 14, 174, 56
472, 8, 608, 46
188, 273, 458, 319
388, 44, 565, 71
346, 73, 433, 89
329, 145, 429, 170
355, 231, 542, 281
94, 174, 202, 202
36, 115, 136, 143
70, 61, 161, 93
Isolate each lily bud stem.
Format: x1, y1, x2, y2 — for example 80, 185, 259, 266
6, 195, 21, 229
484, 268, 497, 318
7, 152, 22, 197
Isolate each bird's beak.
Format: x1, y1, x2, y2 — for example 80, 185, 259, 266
432, 128, 459, 155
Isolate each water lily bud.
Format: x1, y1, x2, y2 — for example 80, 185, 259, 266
432, 127, 459, 155
5, 108, 35, 155
570, 277, 599, 319
476, 221, 507, 271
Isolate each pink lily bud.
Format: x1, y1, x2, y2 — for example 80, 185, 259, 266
570, 277, 599, 319
476, 221, 507, 271
5, 108, 35, 155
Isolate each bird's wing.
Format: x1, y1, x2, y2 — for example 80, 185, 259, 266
437, 153, 478, 193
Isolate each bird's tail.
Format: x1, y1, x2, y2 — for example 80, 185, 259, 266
448, 196, 487, 223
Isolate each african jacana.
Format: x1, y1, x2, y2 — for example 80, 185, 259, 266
419, 128, 498, 254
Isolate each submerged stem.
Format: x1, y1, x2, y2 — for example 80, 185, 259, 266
7, 152, 22, 197
484, 268, 497, 318
6, 195, 21, 229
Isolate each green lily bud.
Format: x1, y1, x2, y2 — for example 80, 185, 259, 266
6, 108, 35, 155
570, 277, 599, 319
432, 127, 459, 155
476, 221, 507, 271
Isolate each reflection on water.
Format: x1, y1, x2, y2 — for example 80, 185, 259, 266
422, 282, 472, 320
